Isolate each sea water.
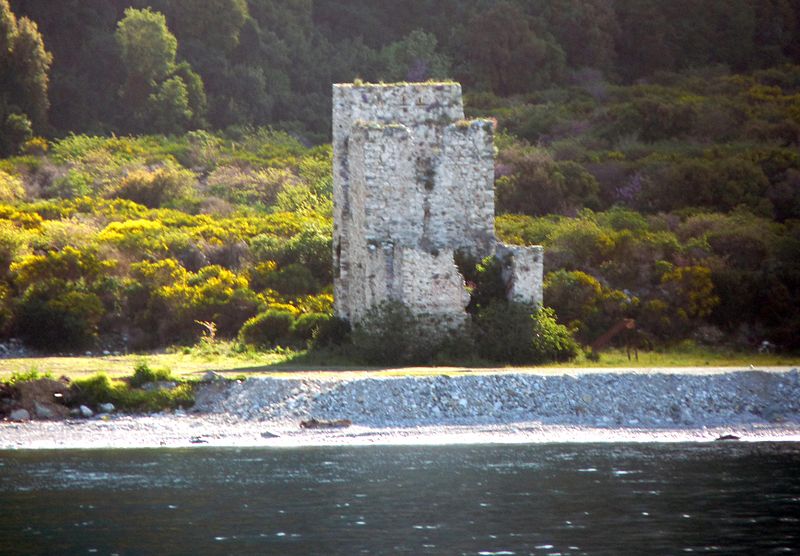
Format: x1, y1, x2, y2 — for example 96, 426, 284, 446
1, 443, 798, 555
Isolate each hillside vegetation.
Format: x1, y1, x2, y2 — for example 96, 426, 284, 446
0, 0, 798, 359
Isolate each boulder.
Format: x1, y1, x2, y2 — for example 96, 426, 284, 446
33, 402, 56, 419
79, 405, 94, 418
98, 403, 115, 414
9, 408, 30, 421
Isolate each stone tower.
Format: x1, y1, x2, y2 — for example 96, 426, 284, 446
333, 82, 542, 323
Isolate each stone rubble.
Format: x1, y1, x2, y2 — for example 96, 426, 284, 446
195, 368, 800, 428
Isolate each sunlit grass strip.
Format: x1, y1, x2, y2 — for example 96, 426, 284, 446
0, 347, 796, 383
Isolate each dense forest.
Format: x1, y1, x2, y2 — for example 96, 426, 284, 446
5, 0, 800, 142
1, 0, 799, 358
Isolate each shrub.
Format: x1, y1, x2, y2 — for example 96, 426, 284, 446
0, 170, 25, 202
14, 287, 105, 350
495, 144, 600, 216
544, 269, 634, 344
290, 312, 330, 343
465, 255, 507, 312
107, 164, 195, 208
4, 368, 53, 385
250, 220, 332, 283
21, 137, 49, 156
350, 301, 439, 365
239, 309, 295, 348
473, 301, 578, 364
310, 315, 351, 349
206, 165, 296, 207
261, 263, 320, 296
530, 306, 581, 363
70, 372, 194, 412
130, 361, 174, 387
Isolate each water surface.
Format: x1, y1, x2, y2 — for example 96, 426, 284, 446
1, 443, 798, 554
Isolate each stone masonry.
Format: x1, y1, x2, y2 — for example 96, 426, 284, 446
333, 82, 543, 323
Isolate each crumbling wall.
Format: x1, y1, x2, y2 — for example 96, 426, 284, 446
333, 82, 543, 323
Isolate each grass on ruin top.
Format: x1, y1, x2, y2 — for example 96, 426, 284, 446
0, 343, 796, 383
340, 79, 460, 88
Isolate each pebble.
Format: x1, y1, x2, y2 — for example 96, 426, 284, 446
192, 369, 800, 428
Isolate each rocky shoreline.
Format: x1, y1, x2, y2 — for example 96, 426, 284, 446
200, 367, 800, 428
2, 367, 799, 449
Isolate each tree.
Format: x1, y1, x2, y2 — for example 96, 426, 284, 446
167, 0, 248, 53
380, 29, 451, 82
465, 1, 564, 95
0, 0, 51, 154
533, 0, 619, 72
116, 8, 177, 85
115, 7, 205, 134
614, 0, 674, 81
147, 76, 192, 134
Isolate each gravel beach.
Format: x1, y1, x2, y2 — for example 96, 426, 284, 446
2, 367, 799, 449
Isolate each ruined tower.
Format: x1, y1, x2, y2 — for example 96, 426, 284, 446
333, 82, 542, 323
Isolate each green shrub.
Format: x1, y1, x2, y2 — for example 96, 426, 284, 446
0, 170, 25, 202
530, 306, 581, 363
290, 312, 330, 343
238, 309, 295, 348
261, 263, 320, 296
130, 361, 174, 387
544, 269, 634, 344
14, 287, 105, 350
3, 368, 53, 385
70, 372, 195, 412
467, 255, 507, 312
350, 301, 437, 365
310, 315, 351, 349
107, 164, 195, 208
207, 165, 296, 207
473, 302, 578, 364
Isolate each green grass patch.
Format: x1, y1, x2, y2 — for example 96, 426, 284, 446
554, 346, 799, 368
0, 345, 796, 387
70, 372, 195, 413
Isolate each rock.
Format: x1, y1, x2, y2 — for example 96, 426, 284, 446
9, 408, 30, 421
142, 381, 177, 392
33, 402, 56, 419
98, 403, 115, 414
201, 371, 225, 382
261, 431, 279, 438
79, 405, 94, 418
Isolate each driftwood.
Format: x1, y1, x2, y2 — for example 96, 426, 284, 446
300, 418, 352, 429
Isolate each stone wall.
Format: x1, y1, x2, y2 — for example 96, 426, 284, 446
333, 82, 543, 322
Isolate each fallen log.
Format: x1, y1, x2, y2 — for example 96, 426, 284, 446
300, 418, 352, 429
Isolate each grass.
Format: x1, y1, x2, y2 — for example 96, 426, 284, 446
70, 372, 195, 413
0, 344, 796, 383
555, 346, 799, 368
